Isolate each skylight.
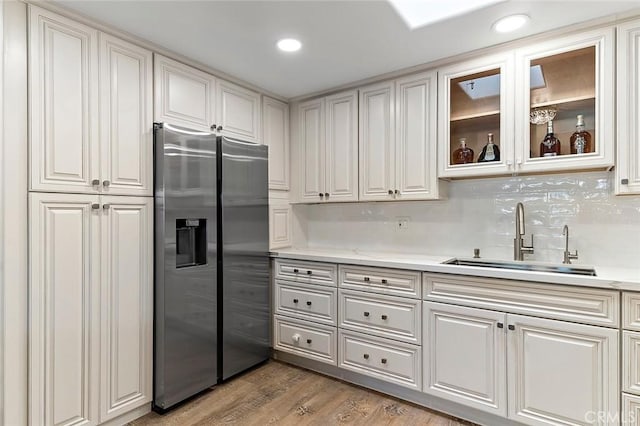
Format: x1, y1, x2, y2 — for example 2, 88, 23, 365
388, 0, 507, 30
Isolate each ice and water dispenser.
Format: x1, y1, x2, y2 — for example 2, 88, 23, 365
175, 218, 207, 268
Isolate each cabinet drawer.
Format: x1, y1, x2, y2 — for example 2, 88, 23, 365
625, 331, 640, 396
624, 292, 640, 331
339, 265, 421, 298
275, 281, 336, 326
623, 393, 640, 426
339, 290, 420, 344
274, 259, 337, 287
423, 273, 619, 327
338, 330, 421, 390
274, 316, 337, 365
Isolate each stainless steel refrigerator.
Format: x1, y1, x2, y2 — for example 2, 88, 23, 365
153, 123, 270, 411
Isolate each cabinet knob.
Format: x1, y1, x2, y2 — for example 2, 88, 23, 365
306, 338, 312, 344
381, 279, 387, 284
292, 333, 301, 343
102, 180, 110, 187
381, 314, 388, 320
306, 270, 312, 275
102, 204, 110, 210
622, 179, 629, 185
508, 325, 515, 331
363, 276, 370, 282
497, 322, 504, 329
91, 179, 100, 186
293, 268, 299, 273
293, 298, 299, 304
217, 126, 223, 132
381, 358, 387, 364
363, 354, 369, 359
388, 189, 393, 195
394, 189, 399, 195
91, 203, 100, 210
364, 311, 370, 317
210, 124, 217, 131
319, 193, 324, 198
306, 301, 312, 306
324, 192, 329, 197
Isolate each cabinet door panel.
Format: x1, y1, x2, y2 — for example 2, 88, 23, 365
269, 203, 292, 249
154, 54, 215, 132
325, 90, 358, 202
29, 193, 100, 426
298, 98, 325, 202
100, 197, 152, 422
617, 20, 640, 194
263, 97, 290, 190
217, 80, 261, 142
29, 5, 99, 193
423, 302, 507, 416
99, 34, 152, 196
359, 82, 395, 201
395, 72, 439, 200
507, 314, 618, 426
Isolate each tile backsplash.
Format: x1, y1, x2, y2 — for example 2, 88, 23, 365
292, 171, 640, 268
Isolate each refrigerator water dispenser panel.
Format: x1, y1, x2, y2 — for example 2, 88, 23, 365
176, 218, 207, 268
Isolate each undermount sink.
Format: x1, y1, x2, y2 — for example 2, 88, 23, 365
443, 258, 597, 277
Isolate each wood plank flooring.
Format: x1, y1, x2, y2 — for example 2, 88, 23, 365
131, 361, 476, 426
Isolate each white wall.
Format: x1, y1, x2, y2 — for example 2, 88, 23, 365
293, 171, 640, 268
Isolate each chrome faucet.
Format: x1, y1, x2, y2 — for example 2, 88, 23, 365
562, 225, 579, 264
514, 202, 534, 261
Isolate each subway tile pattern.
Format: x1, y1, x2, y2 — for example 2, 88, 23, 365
294, 171, 640, 268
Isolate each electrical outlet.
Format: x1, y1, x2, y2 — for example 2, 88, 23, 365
396, 217, 410, 231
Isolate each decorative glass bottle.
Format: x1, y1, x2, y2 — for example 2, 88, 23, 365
540, 120, 561, 157
452, 138, 474, 164
478, 133, 500, 162
570, 114, 592, 155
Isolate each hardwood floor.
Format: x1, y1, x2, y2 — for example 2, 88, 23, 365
131, 361, 476, 426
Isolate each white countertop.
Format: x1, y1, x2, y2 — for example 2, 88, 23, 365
270, 247, 640, 291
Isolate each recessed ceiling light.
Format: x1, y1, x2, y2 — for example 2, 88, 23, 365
277, 38, 302, 52
493, 14, 529, 33
388, 0, 507, 30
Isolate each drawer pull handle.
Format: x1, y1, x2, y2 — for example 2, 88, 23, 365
364, 311, 370, 317
381, 314, 388, 320
307, 270, 312, 275
497, 322, 503, 329
363, 354, 369, 359
293, 299, 299, 304
306, 301, 312, 306
363, 277, 370, 282
381, 358, 387, 364
508, 325, 515, 331
381, 279, 388, 284
306, 338, 312, 344
293, 268, 299, 273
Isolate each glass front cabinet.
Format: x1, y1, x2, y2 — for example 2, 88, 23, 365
439, 28, 614, 178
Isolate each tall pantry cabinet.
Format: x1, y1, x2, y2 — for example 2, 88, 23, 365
28, 5, 153, 425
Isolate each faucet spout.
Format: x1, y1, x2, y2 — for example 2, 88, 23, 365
514, 202, 534, 261
562, 224, 578, 264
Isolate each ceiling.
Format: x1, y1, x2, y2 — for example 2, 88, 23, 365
57, 0, 640, 99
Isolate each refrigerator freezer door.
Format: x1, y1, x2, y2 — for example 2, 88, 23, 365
154, 123, 218, 410
220, 136, 270, 380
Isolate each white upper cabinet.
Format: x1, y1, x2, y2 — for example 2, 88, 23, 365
296, 90, 358, 203
154, 54, 216, 132
395, 71, 439, 200
217, 79, 261, 143
298, 98, 325, 202
360, 74, 441, 200
438, 28, 614, 178
359, 81, 395, 201
438, 52, 515, 178
29, 5, 100, 193
515, 27, 615, 173
262, 96, 290, 190
617, 20, 640, 195
325, 90, 358, 202
99, 34, 153, 196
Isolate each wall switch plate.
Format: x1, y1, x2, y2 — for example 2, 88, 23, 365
396, 217, 410, 231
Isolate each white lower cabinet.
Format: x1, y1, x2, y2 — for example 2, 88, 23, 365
29, 193, 153, 425
274, 315, 337, 365
424, 302, 619, 426
338, 329, 421, 390
423, 302, 507, 416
